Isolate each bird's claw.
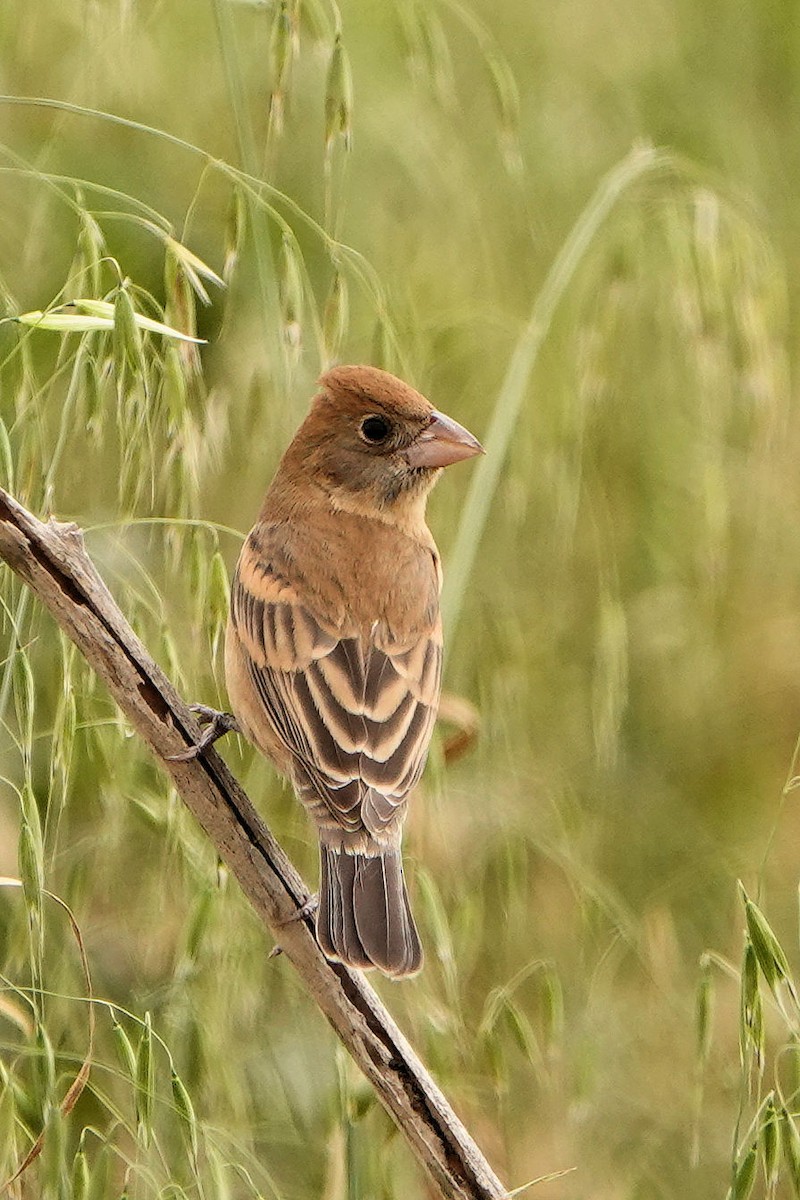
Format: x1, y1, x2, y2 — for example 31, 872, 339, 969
269, 895, 319, 961
166, 706, 240, 762
279, 894, 318, 926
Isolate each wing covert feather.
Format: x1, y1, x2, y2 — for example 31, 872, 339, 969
229, 534, 441, 842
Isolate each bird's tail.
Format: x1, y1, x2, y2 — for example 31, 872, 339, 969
317, 846, 423, 977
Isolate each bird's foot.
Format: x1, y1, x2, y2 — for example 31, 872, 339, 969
268, 896, 318, 959
167, 705, 240, 761
279, 893, 318, 926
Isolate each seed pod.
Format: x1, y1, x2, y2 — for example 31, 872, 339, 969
171, 1069, 199, 1162
278, 233, 303, 354
269, 0, 293, 134
54, 686, 77, 766
135, 1012, 155, 1148
740, 883, 794, 996
35, 1023, 56, 1106
165, 237, 223, 305
113, 285, 144, 382
51, 688, 77, 807
87, 1144, 111, 1200
76, 211, 106, 297
84, 353, 105, 442
696, 952, 714, 1067
19, 785, 44, 926
13, 649, 35, 762
325, 34, 353, 152
164, 251, 203, 381
730, 1140, 757, 1200
323, 270, 348, 364
68, 298, 205, 344
71, 1144, 90, 1200
503, 998, 543, 1075
223, 187, 247, 285
742, 940, 758, 1018
19, 823, 42, 933
163, 343, 188, 432
761, 1093, 780, 1195
164, 250, 199, 336
41, 1101, 67, 1194
111, 1011, 137, 1080
740, 940, 764, 1070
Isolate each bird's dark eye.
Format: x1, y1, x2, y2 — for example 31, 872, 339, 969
359, 415, 391, 444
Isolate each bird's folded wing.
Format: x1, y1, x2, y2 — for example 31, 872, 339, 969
230, 553, 441, 838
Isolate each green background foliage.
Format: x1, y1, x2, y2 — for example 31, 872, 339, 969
2, 1, 800, 1196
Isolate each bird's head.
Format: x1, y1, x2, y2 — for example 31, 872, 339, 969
277, 365, 483, 518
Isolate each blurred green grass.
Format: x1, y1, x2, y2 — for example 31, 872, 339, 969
3, 0, 800, 1196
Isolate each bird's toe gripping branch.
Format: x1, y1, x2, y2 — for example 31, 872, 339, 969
166, 705, 241, 761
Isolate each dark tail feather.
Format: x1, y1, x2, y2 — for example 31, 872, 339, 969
317, 847, 423, 977
317, 849, 372, 970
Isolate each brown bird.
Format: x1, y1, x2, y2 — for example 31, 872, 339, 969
223, 365, 482, 976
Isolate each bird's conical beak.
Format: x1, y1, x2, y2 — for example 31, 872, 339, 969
404, 410, 484, 469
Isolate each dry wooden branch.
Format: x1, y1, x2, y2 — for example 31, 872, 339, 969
0, 487, 506, 1200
